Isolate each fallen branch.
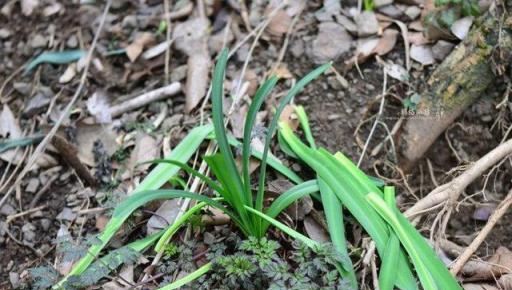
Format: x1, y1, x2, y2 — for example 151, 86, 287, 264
51, 135, 97, 187
450, 188, 512, 275
398, 4, 512, 170
109, 82, 181, 117
405, 138, 512, 218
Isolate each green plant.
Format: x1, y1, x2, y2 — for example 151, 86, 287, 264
54, 49, 330, 288
277, 108, 462, 290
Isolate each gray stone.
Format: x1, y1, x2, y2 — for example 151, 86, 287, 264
0, 204, 16, 216
21, 223, 36, 243
66, 35, 78, 48
40, 219, 51, 231
56, 207, 76, 221
308, 22, 352, 64
31, 34, 47, 48
0, 28, 11, 39
378, 5, 403, 18
9, 272, 20, 288
355, 11, 379, 36
404, 6, 421, 20
432, 40, 455, 60
374, 0, 393, 8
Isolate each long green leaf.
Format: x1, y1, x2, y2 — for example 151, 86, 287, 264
211, 48, 248, 207
242, 76, 279, 197
134, 124, 213, 194
278, 123, 418, 290
367, 192, 439, 290
204, 154, 253, 235
142, 159, 224, 195
25, 50, 86, 72
318, 178, 357, 289
158, 263, 212, 290
254, 62, 332, 236
225, 134, 303, 184
262, 180, 319, 233
379, 187, 401, 290
155, 202, 208, 252
55, 190, 238, 288
369, 189, 462, 290
244, 206, 319, 250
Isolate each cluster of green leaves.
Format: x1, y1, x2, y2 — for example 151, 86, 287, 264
53, 48, 329, 289
185, 235, 347, 290
435, 0, 480, 17
277, 106, 462, 290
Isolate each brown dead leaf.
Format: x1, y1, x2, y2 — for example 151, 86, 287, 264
86, 91, 112, 123
279, 105, 299, 131
75, 123, 118, 167
125, 32, 155, 62
373, 29, 399, 56
408, 32, 430, 45
128, 134, 159, 175
469, 247, 512, 280
463, 284, 499, 290
95, 214, 110, 231
266, 10, 291, 39
272, 65, 293, 79
147, 199, 181, 234
304, 216, 329, 243
408, 20, 424, 32
498, 273, 512, 289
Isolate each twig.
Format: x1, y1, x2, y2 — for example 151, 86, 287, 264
450, 188, 512, 275
163, 0, 172, 84
109, 82, 181, 117
6, 205, 47, 223
405, 138, 512, 218
357, 67, 387, 167
0, 0, 112, 209
51, 135, 97, 187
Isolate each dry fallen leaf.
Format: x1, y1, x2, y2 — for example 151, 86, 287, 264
128, 134, 159, 176
304, 216, 329, 243
86, 91, 112, 123
21, 0, 39, 16
469, 246, 512, 280
75, 123, 118, 166
410, 44, 435, 65
125, 32, 155, 62
58, 63, 77, 84
373, 29, 399, 56
451, 16, 474, 40
498, 273, 512, 289
266, 10, 291, 39
463, 284, 499, 290
0, 105, 24, 165
147, 199, 181, 235
408, 32, 430, 45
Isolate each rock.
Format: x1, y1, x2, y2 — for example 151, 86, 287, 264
404, 6, 421, 20
374, 0, 393, 8
378, 5, 403, 17
30, 34, 47, 48
451, 16, 474, 40
21, 223, 36, 243
21, 0, 39, 16
13, 82, 31, 95
308, 22, 352, 64
66, 35, 78, 48
410, 44, 435, 65
0, 28, 11, 39
24, 93, 50, 117
0, 204, 16, 216
25, 178, 39, 193
355, 11, 380, 36
9, 272, 20, 288
432, 40, 455, 60
335, 15, 357, 34
56, 207, 76, 221
122, 15, 137, 28
290, 38, 304, 58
